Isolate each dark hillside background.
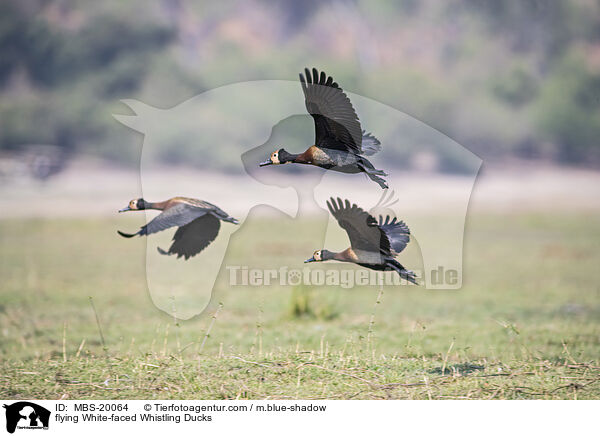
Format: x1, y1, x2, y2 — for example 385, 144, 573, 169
1, 0, 599, 173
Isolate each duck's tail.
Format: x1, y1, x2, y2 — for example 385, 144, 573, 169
210, 209, 239, 224
219, 214, 239, 225
361, 131, 382, 156
387, 259, 418, 285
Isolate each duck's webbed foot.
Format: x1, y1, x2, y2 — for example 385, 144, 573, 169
386, 259, 418, 285
357, 159, 388, 189
367, 173, 389, 189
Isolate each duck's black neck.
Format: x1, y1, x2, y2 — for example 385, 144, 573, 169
279, 150, 302, 164
139, 200, 165, 210
322, 249, 336, 261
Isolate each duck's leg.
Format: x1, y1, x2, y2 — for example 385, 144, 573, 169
386, 258, 418, 285
357, 157, 388, 189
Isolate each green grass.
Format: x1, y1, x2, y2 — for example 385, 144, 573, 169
1, 213, 599, 399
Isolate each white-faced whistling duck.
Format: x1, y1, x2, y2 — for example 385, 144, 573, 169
259, 68, 388, 189
118, 197, 239, 260
305, 197, 418, 285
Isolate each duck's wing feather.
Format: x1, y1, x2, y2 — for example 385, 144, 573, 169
174, 197, 239, 224
327, 197, 392, 255
142, 203, 207, 236
378, 216, 410, 255
300, 68, 363, 154
157, 214, 221, 260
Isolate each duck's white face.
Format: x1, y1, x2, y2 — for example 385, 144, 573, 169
270, 150, 281, 165
119, 198, 141, 213
304, 249, 323, 263
259, 148, 286, 167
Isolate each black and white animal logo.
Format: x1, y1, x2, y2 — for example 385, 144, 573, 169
3, 402, 50, 434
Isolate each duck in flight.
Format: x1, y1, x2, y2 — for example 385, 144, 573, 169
305, 197, 418, 285
118, 197, 239, 260
259, 68, 388, 189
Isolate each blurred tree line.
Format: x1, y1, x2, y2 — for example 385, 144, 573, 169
0, 0, 599, 172
0, 0, 175, 163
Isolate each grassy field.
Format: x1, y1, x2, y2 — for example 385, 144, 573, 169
1, 213, 599, 400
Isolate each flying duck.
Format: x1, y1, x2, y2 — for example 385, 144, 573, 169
118, 197, 239, 260
305, 197, 418, 284
259, 68, 388, 189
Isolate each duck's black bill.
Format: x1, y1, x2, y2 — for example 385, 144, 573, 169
118, 206, 131, 213
304, 257, 315, 263
259, 160, 272, 167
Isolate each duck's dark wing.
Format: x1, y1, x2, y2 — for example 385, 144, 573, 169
118, 203, 207, 238
378, 216, 410, 255
175, 197, 239, 224
327, 197, 391, 254
300, 68, 363, 154
158, 214, 221, 260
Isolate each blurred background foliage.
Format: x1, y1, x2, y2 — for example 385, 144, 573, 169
1, 0, 599, 173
